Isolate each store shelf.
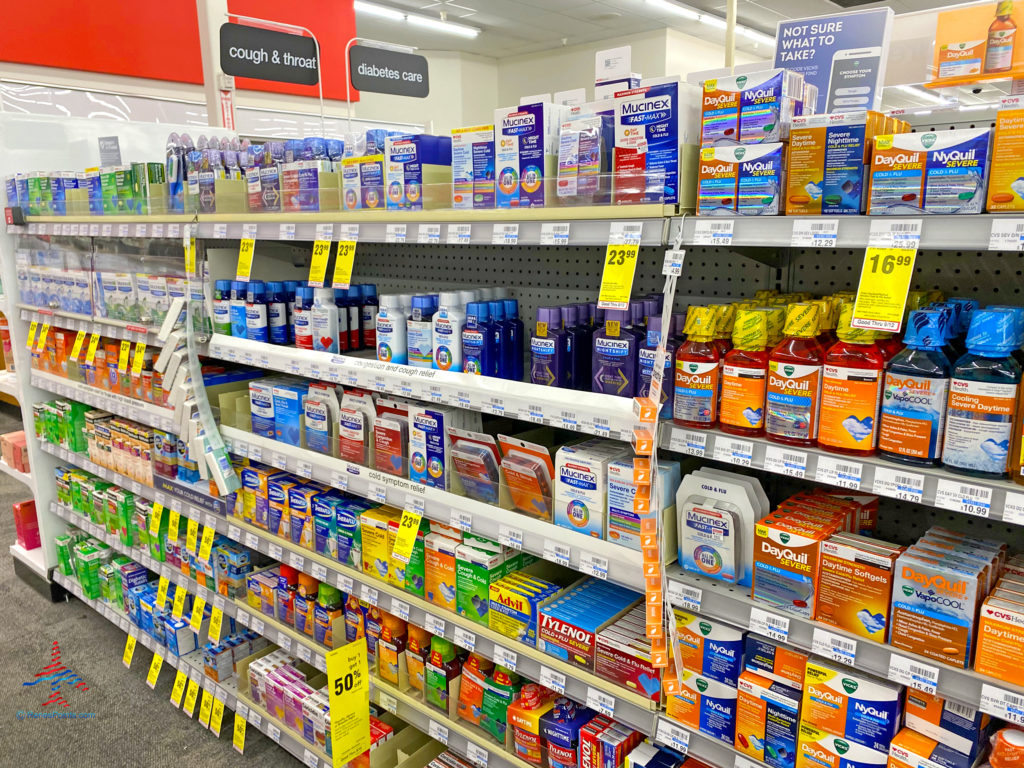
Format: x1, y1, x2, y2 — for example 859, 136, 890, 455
661, 423, 1024, 525
0, 456, 33, 490
220, 425, 649, 593
40, 441, 231, 516
32, 370, 179, 432
233, 693, 330, 768
670, 213, 1024, 252
19, 306, 160, 343
664, 563, 1024, 714
20, 206, 673, 246
0, 371, 19, 399
10, 543, 48, 580
209, 335, 636, 442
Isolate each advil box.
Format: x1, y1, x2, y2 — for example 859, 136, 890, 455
796, 723, 888, 768
801, 660, 902, 753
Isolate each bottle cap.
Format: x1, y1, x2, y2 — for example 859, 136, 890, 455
231, 280, 247, 295
929, 303, 957, 341
966, 309, 1018, 355
561, 305, 578, 328
630, 301, 645, 327
604, 308, 630, 327
215, 279, 231, 292
277, 564, 298, 586
732, 308, 768, 350
296, 286, 314, 301
643, 299, 660, 324
948, 297, 979, 334
647, 314, 664, 336
459, 290, 478, 306
503, 299, 520, 318
466, 302, 488, 323
672, 313, 687, 335
536, 306, 562, 330
712, 303, 737, 339
379, 294, 402, 311
317, 583, 341, 605
313, 287, 334, 301
360, 284, 378, 299
903, 310, 945, 349
267, 281, 284, 294
783, 302, 820, 338
439, 291, 462, 310
683, 306, 716, 340
297, 572, 318, 598
815, 298, 837, 332
836, 303, 877, 343
412, 295, 434, 312
992, 305, 1024, 346
488, 300, 505, 321
247, 280, 266, 300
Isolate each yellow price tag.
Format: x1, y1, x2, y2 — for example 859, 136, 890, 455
189, 596, 207, 632
183, 677, 200, 718
70, 330, 87, 361
232, 713, 247, 754
198, 689, 214, 728
327, 637, 371, 765
597, 241, 640, 310
186, 517, 199, 554
117, 339, 131, 373
198, 525, 216, 562
852, 246, 919, 332
35, 322, 50, 353
85, 333, 101, 366
155, 576, 170, 610
168, 509, 181, 542
170, 669, 188, 708
209, 696, 225, 736
122, 635, 137, 668
208, 605, 224, 642
171, 585, 187, 619
308, 238, 332, 287
131, 341, 146, 376
148, 503, 164, 538
25, 321, 38, 351
236, 238, 255, 281
146, 652, 163, 689
185, 235, 197, 277
391, 510, 422, 564
331, 241, 357, 289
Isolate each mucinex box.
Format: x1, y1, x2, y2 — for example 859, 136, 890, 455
612, 78, 685, 205
801, 661, 901, 753
868, 128, 992, 215
554, 438, 628, 538
557, 111, 613, 205
409, 405, 455, 490
494, 101, 566, 208
698, 144, 784, 216
384, 133, 452, 211
451, 124, 495, 210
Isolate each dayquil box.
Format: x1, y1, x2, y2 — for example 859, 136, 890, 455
672, 608, 745, 686
752, 516, 831, 619
698, 144, 785, 216
360, 507, 401, 582
734, 670, 801, 768
664, 669, 738, 745
801, 661, 901, 753
975, 595, 1024, 686
796, 723, 888, 768
986, 104, 1024, 211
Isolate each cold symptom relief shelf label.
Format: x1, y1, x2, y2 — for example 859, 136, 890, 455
492, 223, 519, 245
448, 223, 471, 244
791, 218, 839, 248
656, 717, 691, 754
749, 607, 790, 642
764, 445, 807, 478
873, 466, 925, 503
812, 628, 857, 666
693, 218, 733, 246
667, 579, 703, 613
328, 637, 371, 765
980, 684, 1024, 725
887, 654, 939, 694
598, 222, 643, 310
713, 437, 753, 467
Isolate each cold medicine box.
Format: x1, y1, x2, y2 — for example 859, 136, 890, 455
554, 439, 628, 538
494, 101, 566, 208
384, 134, 452, 211
700, 69, 804, 146
867, 128, 992, 215
698, 144, 785, 216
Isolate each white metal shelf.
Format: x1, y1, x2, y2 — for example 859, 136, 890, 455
32, 370, 179, 432
220, 426, 646, 592
40, 441, 231, 516
10, 543, 47, 579
19, 306, 160, 343
664, 563, 1024, 715
0, 456, 33, 491
661, 423, 1024, 525
0, 371, 19, 398
209, 335, 636, 442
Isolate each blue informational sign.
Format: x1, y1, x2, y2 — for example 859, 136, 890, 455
774, 8, 893, 114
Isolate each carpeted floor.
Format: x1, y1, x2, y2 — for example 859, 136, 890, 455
0, 403, 288, 766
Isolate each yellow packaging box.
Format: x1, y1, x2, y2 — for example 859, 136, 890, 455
986, 106, 1024, 211
360, 506, 401, 583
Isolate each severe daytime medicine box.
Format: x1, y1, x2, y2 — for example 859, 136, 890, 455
698, 144, 785, 216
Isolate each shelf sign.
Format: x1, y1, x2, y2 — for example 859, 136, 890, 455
331, 241, 357, 289
598, 222, 643, 310
220, 23, 319, 86
327, 637, 371, 765
349, 45, 429, 98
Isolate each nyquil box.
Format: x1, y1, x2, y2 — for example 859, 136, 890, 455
494, 101, 566, 208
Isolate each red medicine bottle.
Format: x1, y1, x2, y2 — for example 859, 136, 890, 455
766, 302, 825, 447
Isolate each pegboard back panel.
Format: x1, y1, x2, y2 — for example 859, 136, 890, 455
784, 247, 1024, 306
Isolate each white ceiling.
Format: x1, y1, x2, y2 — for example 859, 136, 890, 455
353, 0, 968, 58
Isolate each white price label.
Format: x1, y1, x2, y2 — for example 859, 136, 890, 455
712, 438, 753, 467
749, 607, 790, 642
812, 628, 858, 666
296, 644, 312, 664
540, 667, 566, 695
337, 574, 354, 594
248, 709, 262, 728
151, 224, 165, 238
873, 467, 925, 504
370, 485, 387, 504
391, 598, 410, 622
887, 654, 939, 694
337, 223, 359, 242
493, 645, 518, 672
311, 563, 328, 582
360, 585, 379, 606
303, 749, 318, 768
869, 218, 922, 249
267, 723, 282, 743
277, 632, 293, 653
447, 223, 472, 244
990, 219, 1024, 251
693, 219, 734, 246
385, 223, 407, 243
425, 613, 446, 636
466, 742, 489, 768
764, 445, 807, 478
580, 552, 608, 580
791, 219, 839, 248
815, 456, 863, 490
667, 580, 703, 613
498, 525, 522, 550
980, 684, 1024, 725
135, 223, 147, 238
289, 552, 305, 570
586, 687, 615, 717
418, 224, 441, 244
268, 544, 283, 562
313, 655, 326, 672
248, 445, 262, 462
251, 618, 265, 636
1004, 492, 1024, 525
330, 472, 349, 492
278, 223, 296, 240
428, 721, 449, 745
379, 692, 398, 714
213, 223, 228, 239
543, 539, 571, 567
540, 222, 570, 245
271, 453, 288, 470
656, 717, 691, 754
492, 223, 519, 245
668, 428, 706, 457
450, 510, 472, 532
935, 479, 991, 517
236, 611, 250, 627
296, 460, 313, 479
118, 224, 130, 237
244, 532, 260, 550
663, 249, 685, 276
453, 627, 476, 651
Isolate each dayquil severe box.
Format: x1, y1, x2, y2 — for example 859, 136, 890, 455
986, 104, 1024, 211
698, 144, 784, 216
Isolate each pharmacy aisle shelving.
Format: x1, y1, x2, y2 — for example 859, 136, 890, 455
0, 454, 32, 490
661, 423, 1024, 524
0, 371, 19, 399
10, 543, 46, 579
19, 307, 160, 344
31, 371, 178, 432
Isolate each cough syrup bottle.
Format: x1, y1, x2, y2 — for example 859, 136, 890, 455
561, 305, 586, 390
720, 308, 769, 437
592, 309, 638, 398
229, 280, 248, 338
462, 302, 494, 376
267, 281, 289, 345
531, 307, 570, 387
878, 310, 951, 466
504, 299, 525, 382
766, 302, 824, 446
639, 314, 677, 418
986, 0, 1017, 73
942, 309, 1022, 478
819, 304, 885, 456
375, 294, 407, 364
673, 306, 720, 428
433, 291, 465, 372
332, 289, 351, 352
212, 280, 232, 336
245, 281, 269, 343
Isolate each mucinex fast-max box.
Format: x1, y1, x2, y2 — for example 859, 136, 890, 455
801, 661, 902, 753
612, 78, 688, 205
494, 101, 566, 208
698, 144, 784, 216
384, 133, 452, 211
868, 129, 992, 215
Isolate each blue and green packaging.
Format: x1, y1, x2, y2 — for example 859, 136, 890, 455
384, 134, 452, 210
451, 124, 495, 209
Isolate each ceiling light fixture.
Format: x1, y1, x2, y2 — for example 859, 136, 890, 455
353, 0, 405, 21
739, 26, 776, 46
698, 13, 728, 29
354, 1, 481, 38
644, 0, 700, 20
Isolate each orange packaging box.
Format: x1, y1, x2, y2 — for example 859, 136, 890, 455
931, 2, 1024, 86
987, 105, 1024, 211
753, 516, 832, 619
813, 536, 898, 643
975, 596, 1024, 686
734, 669, 800, 766
796, 723, 888, 768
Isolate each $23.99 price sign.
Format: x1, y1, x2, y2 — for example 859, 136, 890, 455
598, 242, 640, 310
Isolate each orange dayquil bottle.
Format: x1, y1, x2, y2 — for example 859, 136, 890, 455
818, 303, 885, 456
766, 303, 825, 446
720, 308, 770, 437
674, 306, 720, 429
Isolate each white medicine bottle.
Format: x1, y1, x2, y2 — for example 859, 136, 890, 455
433, 290, 466, 372
311, 287, 340, 353
376, 294, 408, 365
